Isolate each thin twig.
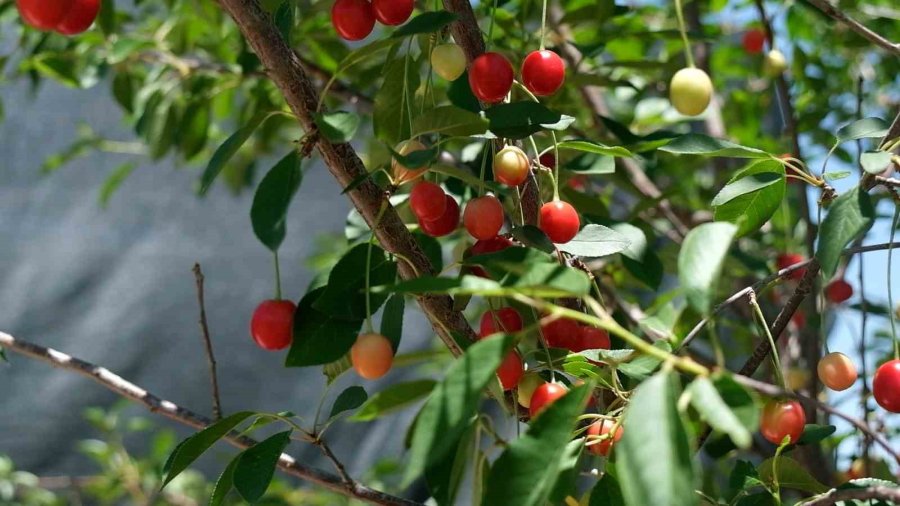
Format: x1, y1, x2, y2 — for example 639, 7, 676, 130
192, 263, 222, 421
313, 436, 354, 485
802, 0, 900, 56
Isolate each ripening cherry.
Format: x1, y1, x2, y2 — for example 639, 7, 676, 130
845, 458, 867, 481
493, 146, 530, 186
764, 49, 788, 77
742, 29, 766, 54
760, 399, 806, 445
574, 326, 611, 353
350, 333, 394, 380
410, 182, 446, 222
497, 350, 524, 390
817, 352, 858, 391
331, 0, 376, 41
17, 0, 100, 35
431, 43, 467, 81
520, 50, 566, 97
517, 372, 545, 408
466, 235, 514, 277
539, 201, 580, 244
468, 52, 514, 103
539, 152, 555, 169
371, 0, 413, 26
669, 67, 713, 116
418, 195, 459, 237
825, 279, 853, 304
586, 419, 623, 457
776, 253, 807, 280
541, 317, 579, 350
529, 382, 568, 418
463, 195, 504, 240
873, 360, 900, 413
250, 299, 296, 351
479, 307, 524, 337
392, 139, 429, 184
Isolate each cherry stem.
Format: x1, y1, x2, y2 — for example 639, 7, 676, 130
749, 291, 787, 389
487, 0, 500, 50
672, 0, 695, 68
515, 81, 561, 199
273, 251, 283, 300
889, 206, 899, 360
478, 141, 490, 196
539, 0, 549, 51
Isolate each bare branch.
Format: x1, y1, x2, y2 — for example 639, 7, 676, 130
192, 263, 222, 421
803, 0, 900, 56
800, 486, 900, 506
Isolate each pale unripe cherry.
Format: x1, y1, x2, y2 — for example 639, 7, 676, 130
350, 333, 394, 380
669, 67, 713, 116
392, 140, 429, 184
817, 352, 858, 391
516, 372, 545, 408
764, 49, 788, 77
431, 43, 467, 81
493, 146, 530, 186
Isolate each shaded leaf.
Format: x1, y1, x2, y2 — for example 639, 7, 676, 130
351, 380, 437, 422
485, 102, 575, 139
392, 11, 458, 37
250, 151, 303, 251
315, 111, 360, 143
687, 377, 752, 449
412, 105, 489, 138
758, 457, 828, 494
557, 224, 632, 258
286, 287, 364, 367
816, 186, 874, 278
659, 134, 769, 158
162, 412, 256, 486
678, 222, 738, 313
329, 386, 368, 420
199, 113, 270, 195
233, 431, 292, 502
557, 140, 633, 158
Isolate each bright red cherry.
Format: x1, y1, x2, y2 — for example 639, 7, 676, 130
541, 317, 579, 351
493, 146, 530, 186
17, 0, 99, 34
479, 307, 524, 337
586, 419, 623, 456
825, 279, 853, 304
331, 0, 376, 41
371, 0, 413, 26
539, 201, 580, 243
760, 399, 806, 445
776, 253, 807, 280
468, 52, 514, 103
250, 299, 296, 351
573, 326, 611, 353
350, 333, 394, 380
521, 50, 566, 96
529, 382, 568, 418
466, 235, 514, 278
410, 182, 446, 222
742, 29, 766, 54
496, 350, 524, 391
418, 195, 459, 237
463, 195, 504, 240
817, 352, 858, 391
874, 360, 900, 413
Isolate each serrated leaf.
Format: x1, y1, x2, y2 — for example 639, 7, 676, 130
678, 222, 738, 313
412, 105, 489, 138
233, 431, 291, 502
425, 421, 477, 506
285, 287, 364, 367
861, 151, 891, 175
836, 117, 888, 142
617, 341, 672, 380
711, 172, 782, 206
816, 186, 874, 277
329, 386, 367, 420
485, 102, 575, 139
351, 380, 437, 421
687, 377, 752, 449
199, 112, 270, 195
758, 457, 828, 495
659, 134, 769, 158
557, 140, 634, 158
510, 225, 556, 253
797, 424, 836, 445
314, 111, 360, 143
162, 411, 256, 486
374, 58, 420, 146
250, 151, 302, 251
713, 160, 785, 237
210, 454, 239, 506
556, 224, 632, 258
391, 11, 458, 37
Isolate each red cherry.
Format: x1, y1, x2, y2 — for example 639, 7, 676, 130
541, 317, 579, 350
54, 0, 100, 35
574, 326, 610, 353
371, 0, 413, 26
742, 29, 766, 54
776, 253, 807, 280
539, 201, 580, 243
331, 0, 376, 41
529, 382, 568, 418
479, 307, 524, 337
521, 50, 566, 96
250, 299, 296, 351
825, 279, 853, 304
419, 195, 459, 237
874, 360, 900, 413
410, 182, 446, 221
496, 350, 524, 391
760, 399, 806, 445
538, 152, 556, 169
817, 352, 858, 391
791, 310, 806, 329
350, 333, 394, 380
468, 52, 514, 103
493, 146, 530, 186
463, 195, 504, 240
16, 0, 98, 34
567, 174, 588, 191
466, 235, 514, 278
586, 419, 623, 456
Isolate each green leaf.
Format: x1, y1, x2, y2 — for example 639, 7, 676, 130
758, 456, 828, 495
618, 371, 696, 506
860, 150, 891, 175
556, 224, 632, 258
374, 58, 420, 146
314, 111, 360, 143
617, 341, 672, 380
233, 431, 292, 502
380, 294, 405, 352
351, 379, 437, 421
557, 140, 633, 158
659, 133, 769, 158
199, 112, 270, 195
162, 411, 256, 486
250, 151, 303, 252
836, 117, 888, 142
687, 377, 752, 449
797, 424, 836, 445
412, 105, 489, 138
713, 160, 785, 237
678, 222, 738, 314
391, 11, 458, 37
611, 223, 662, 289
823, 170, 851, 182
482, 384, 592, 506
711, 172, 782, 206
210, 455, 239, 506
465, 247, 593, 296
728, 460, 764, 500
286, 287, 364, 367
485, 102, 575, 139
329, 386, 368, 420
425, 422, 477, 506
404, 334, 515, 484
97, 0, 115, 36
447, 71, 481, 113
313, 244, 397, 320
431, 163, 499, 191
98, 162, 137, 208
178, 101, 211, 160
274, 1, 294, 44
510, 225, 556, 254
566, 154, 616, 175
816, 186, 874, 278
590, 473, 626, 506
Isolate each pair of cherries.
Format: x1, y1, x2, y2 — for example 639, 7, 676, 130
469, 50, 566, 103
331, 0, 413, 41
541, 316, 611, 354
16, 0, 100, 35
410, 182, 459, 238
528, 383, 622, 456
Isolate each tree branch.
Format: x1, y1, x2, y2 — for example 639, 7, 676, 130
803, 0, 900, 56
192, 263, 222, 421
800, 486, 900, 506
0, 332, 422, 506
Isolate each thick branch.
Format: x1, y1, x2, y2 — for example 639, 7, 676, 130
192, 263, 222, 421
803, 0, 900, 56
0, 332, 421, 506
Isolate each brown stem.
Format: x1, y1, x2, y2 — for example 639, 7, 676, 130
801, 486, 900, 506
314, 436, 354, 485
192, 263, 222, 421
802, 0, 900, 56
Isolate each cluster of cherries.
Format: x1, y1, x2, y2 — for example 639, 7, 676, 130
16, 0, 100, 35
331, 0, 414, 41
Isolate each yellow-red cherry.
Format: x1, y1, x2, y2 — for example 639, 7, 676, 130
250, 299, 296, 351
742, 29, 766, 54
463, 195, 504, 240
825, 279, 853, 304
371, 0, 413, 26
521, 50, 566, 96
410, 182, 446, 222
350, 333, 394, 380
418, 194, 459, 237
586, 420, 623, 456
493, 146, 530, 186
529, 382, 568, 418
392, 140, 429, 184
331, 0, 376, 41
817, 352, 857, 391
776, 253, 807, 280
873, 359, 900, 413
468, 52, 514, 103
479, 307, 524, 337
760, 399, 806, 445
497, 350, 524, 391
539, 201, 580, 244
